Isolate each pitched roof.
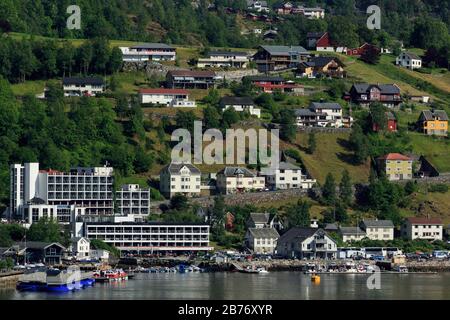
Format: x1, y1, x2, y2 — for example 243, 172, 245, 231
309, 56, 340, 68
13, 242, 66, 250
217, 167, 256, 177
248, 228, 280, 239
352, 83, 400, 95
249, 212, 270, 224
71, 237, 90, 243
294, 108, 317, 117
386, 111, 396, 120
278, 227, 333, 244
220, 96, 254, 106
361, 220, 394, 228
324, 223, 339, 231
260, 45, 309, 56
63, 77, 104, 86
378, 153, 412, 161
339, 227, 366, 235
139, 88, 189, 95
208, 51, 248, 57
131, 43, 174, 50
307, 32, 327, 39
406, 217, 443, 225
161, 163, 201, 175
401, 52, 421, 60
168, 70, 216, 78
278, 161, 301, 170
420, 110, 449, 121
310, 102, 342, 110
246, 75, 284, 82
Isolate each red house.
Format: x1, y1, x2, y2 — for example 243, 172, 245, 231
372, 111, 398, 132
225, 212, 235, 231
347, 43, 380, 56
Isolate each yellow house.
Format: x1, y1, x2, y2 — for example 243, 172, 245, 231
417, 110, 448, 136
377, 153, 413, 181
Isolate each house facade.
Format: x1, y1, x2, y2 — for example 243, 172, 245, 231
372, 111, 397, 132
139, 88, 196, 107
296, 57, 345, 78
348, 83, 402, 108
396, 52, 422, 70
220, 96, 261, 118
263, 161, 316, 189
377, 153, 413, 181
360, 220, 395, 241
62, 77, 105, 97
197, 51, 249, 68
306, 32, 346, 52
246, 76, 304, 94
339, 227, 366, 243
116, 184, 150, 217
166, 70, 216, 89
245, 228, 280, 254
252, 45, 309, 72
247, 0, 270, 12
417, 110, 448, 137
119, 43, 176, 62
70, 237, 90, 260
216, 167, 265, 194
159, 163, 202, 198
402, 217, 443, 241
295, 102, 344, 128
347, 43, 380, 56
276, 227, 337, 259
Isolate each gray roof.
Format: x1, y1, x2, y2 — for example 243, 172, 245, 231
310, 102, 342, 110
248, 228, 280, 239
401, 52, 421, 60
310, 56, 340, 67
295, 108, 317, 117
209, 51, 248, 57
71, 237, 90, 243
260, 45, 309, 56
249, 212, 270, 224
220, 96, 254, 106
278, 227, 333, 244
217, 167, 256, 177
63, 77, 104, 86
162, 163, 201, 175
247, 75, 284, 82
386, 112, 396, 120
12, 242, 66, 250
131, 43, 174, 50
247, 0, 268, 7
420, 110, 449, 121
278, 161, 301, 170
361, 220, 394, 228
324, 223, 339, 231
339, 227, 366, 236
352, 83, 400, 95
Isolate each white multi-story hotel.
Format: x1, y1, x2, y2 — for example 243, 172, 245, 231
197, 51, 249, 68
139, 88, 196, 107
263, 162, 316, 190
216, 167, 265, 194
402, 217, 443, 241
115, 184, 150, 217
22, 199, 85, 226
119, 43, 176, 62
84, 222, 212, 253
62, 77, 105, 97
159, 163, 202, 198
9, 163, 114, 219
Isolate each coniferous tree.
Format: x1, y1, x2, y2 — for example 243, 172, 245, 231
322, 173, 337, 205
339, 169, 353, 206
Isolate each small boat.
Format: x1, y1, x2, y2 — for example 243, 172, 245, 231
311, 274, 321, 283
393, 265, 408, 273
257, 267, 269, 274
304, 263, 317, 274
239, 266, 260, 274
345, 262, 358, 273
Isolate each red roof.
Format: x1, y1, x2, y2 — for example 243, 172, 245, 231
378, 153, 412, 161
139, 88, 189, 95
407, 217, 443, 225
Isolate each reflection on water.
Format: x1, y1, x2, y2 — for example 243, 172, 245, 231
1, 272, 450, 300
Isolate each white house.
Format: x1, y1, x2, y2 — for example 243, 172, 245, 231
89, 249, 110, 262
139, 88, 196, 107
119, 43, 176, 62
402, 217, 443, 241
360, 220, 395, 241
396, 52, 422, 70
197, 51, 249, 69
219, 96, 261, 118
159, 163, 202, 198
295, 6, 325, 19
70, 237, 91, 260
339, 227, 367, 243
245, 228, 280, 254
276, 227, 337, 259
62, 77, 105, 97
216, 167, 265, 195
262, 161, 316, 190
309, 102, 343, 127
115, 184, 150, 217
247, 0, 270, 12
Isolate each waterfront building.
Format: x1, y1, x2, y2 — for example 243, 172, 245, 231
401, 217, 443, 241
360, 220, 395, 241
9, 163, 114, 220
244, 228, 279, 254
216, 167, 265, 195
377, 153, 413, 181
139, 88, 196, 107
159, 163, 202, 198
62, 77, 105, 97
84, 222, 212, 253
22, 198, 85, 226
276, 227, 337, 259
69, 237, 91, 260
339, 227, 366, 243
119, 43, 176, 62
5, 242, 66, 265
115, 184, 150, 217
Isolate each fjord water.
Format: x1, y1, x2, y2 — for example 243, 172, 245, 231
2, 272, 450, 300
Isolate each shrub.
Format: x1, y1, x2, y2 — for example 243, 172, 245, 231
429, 184, 449, 193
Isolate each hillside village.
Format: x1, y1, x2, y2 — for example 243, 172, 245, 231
0, 0, 449, 257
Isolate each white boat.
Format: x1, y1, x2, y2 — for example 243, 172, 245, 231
345, 262, 358, 273
393, 265, 408, 273
257, 267, 269, 274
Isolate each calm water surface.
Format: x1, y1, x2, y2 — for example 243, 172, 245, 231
1, 272, 450, 300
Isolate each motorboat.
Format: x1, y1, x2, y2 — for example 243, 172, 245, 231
393, 265, 408, 273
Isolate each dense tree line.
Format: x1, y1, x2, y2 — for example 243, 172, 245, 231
0, 37, 122, 83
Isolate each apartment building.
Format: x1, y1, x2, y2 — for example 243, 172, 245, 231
417, 109, 448, 137
197, 51, 249, 68
115, 184, 150, 217
263, 161, 316, 190
139, 88, 196, 107
402, 217, 443, 241
119, 43, 176, 62
9, 163, 114, 219
377, 153, 413, 181
166, 70, 217, 89
360, 220, 395, 241
339, 227, 367, 243
216, 167, 265, 194
62, 77, 105, 97
219, 96, 261, 118
84, 222, 212, 253
244, 228, 280, 254
159, 163, 202, 198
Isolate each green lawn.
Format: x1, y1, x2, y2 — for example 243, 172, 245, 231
11, 80, 47, 96
408, 133, 450, 172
